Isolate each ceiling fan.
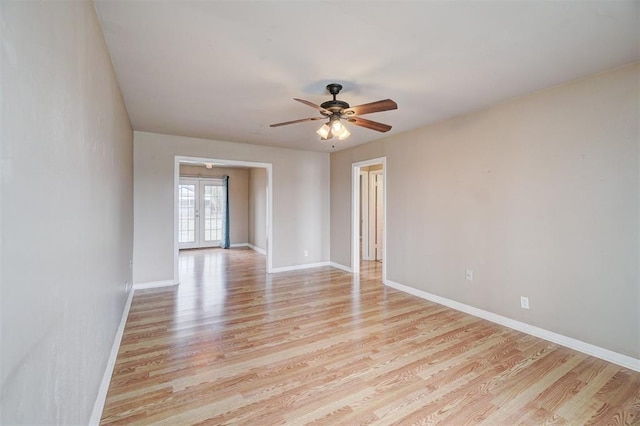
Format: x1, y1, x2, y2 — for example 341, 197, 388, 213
270, 83, 398, 141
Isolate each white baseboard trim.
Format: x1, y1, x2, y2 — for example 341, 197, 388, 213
384, 278, 640, 372
230, 243, 249, 248
329, 262, 352, 273
133, 280, 177, 290
247, 244, 266, 255
270, 261, 330, 273
89, 289, 135, 425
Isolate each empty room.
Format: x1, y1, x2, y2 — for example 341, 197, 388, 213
1, 0, 639, 424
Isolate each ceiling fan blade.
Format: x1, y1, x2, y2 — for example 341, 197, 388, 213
270, 116, 326, 127
343, 99, 397, 116
348, 117, 392, 132
294, 98, 332, 115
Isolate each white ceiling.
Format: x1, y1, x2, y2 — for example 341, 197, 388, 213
95, 1, 639, 153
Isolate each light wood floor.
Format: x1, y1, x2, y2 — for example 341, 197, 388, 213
101, 248, 640, 425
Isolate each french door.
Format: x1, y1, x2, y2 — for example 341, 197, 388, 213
178, 178, 225, 249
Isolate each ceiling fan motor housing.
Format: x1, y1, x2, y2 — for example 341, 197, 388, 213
320, 100, 350, 115
320, 83, 351, 116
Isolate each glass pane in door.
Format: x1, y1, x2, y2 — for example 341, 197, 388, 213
203, 184, 223, 242
178, 184, 196, 243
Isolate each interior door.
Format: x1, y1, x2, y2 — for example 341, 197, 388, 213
374, 172, 384, 261
360, 171, 370, 260
367, 170, 384, 261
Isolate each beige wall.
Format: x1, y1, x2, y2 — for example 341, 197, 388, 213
134, 131, 330, 282
1, 1, 133, 423
249, 168, 267, 250
331, 63, 640, 359
179, 165, 249, 244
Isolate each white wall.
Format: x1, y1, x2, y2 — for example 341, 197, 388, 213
133, 131, 329, 283
331, 63, 640, 359
180, 165, 249, 244
249, 167, 267, 250
1, 1, 133, 424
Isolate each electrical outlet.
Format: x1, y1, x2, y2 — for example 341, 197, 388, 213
465, 269, 473, 281
520, 296, 530, 309
304, 250, 308, 257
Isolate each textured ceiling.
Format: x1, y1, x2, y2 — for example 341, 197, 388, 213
95, 1, 639, 152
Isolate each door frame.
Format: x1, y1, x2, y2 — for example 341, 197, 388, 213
174, 156, 274, 284
351, 157, 386, 282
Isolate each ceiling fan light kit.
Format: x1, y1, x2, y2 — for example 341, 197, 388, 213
271, 83, 397, 143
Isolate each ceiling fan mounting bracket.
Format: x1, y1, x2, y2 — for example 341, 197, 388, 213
326, 83, 343, 98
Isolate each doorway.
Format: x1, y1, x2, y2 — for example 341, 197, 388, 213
351, 157, 386, 281
173, 156, 274, 285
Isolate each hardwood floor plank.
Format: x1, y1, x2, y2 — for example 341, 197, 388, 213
100, 248, 640, 425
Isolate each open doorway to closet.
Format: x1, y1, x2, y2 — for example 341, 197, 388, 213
351, 157, 386, 281
173, 156, 273, 284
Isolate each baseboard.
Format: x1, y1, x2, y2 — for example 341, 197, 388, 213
89, 289, 135, 425
270, 261, 330, 273
132, 280, 176, 290
384, 278, 640, 373
329, 262, 352, 273
230, 243, 249, 248
247, 244, 266, 255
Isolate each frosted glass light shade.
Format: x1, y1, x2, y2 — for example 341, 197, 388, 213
338, 127, 351, 140
316, 124, 331, 139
